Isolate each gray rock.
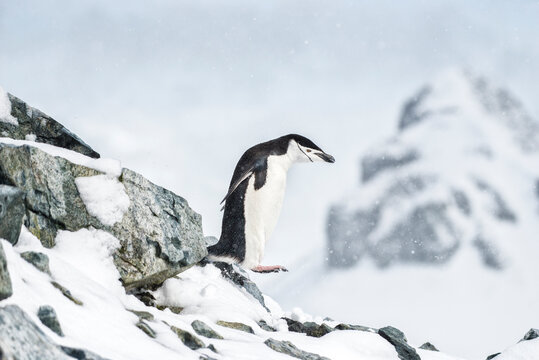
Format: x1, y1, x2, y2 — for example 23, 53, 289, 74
136, 321, 156, 338
60, 346, 111, 360
419, 342, 439, 351
0, 185, 25, 245
0, 143, 206, 290
1, 93, 100, 158
486, 353, 500, 360
21, 251, 51, 275
37, 305, 63, 336
51, 281, 83, 305
191, 320, 223, 339
334, 323, 377, 333
264, 338, 330, 360
282, 318, 333, 338
378, 326, 420, 360
170, 326, 205, 350
127, 309, 154, 322
207, 261, 268, 311
216, 320, 254, 334
0, 305, 72, 360
257, 320, 276, 332
0, 144, 101, 248
112, 168, 206, 291
520, 328, 539, 342
0, 242, 12, 301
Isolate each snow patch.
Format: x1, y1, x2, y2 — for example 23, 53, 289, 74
0, 137, 122, 176
25, 133, 37, 141
75, 175, 130, 226
0, 86, 18, 125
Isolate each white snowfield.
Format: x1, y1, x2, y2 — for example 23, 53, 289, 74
2, 227, 476, 360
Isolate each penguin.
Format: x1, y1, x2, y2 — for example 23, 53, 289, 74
207, 134, 335, 273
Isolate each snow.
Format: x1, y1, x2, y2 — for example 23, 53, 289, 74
0, 225, 467, 360
0, 86, 18, 125
75, 175, 130, 226
25, 133, 36, 141
496, 339, 539, 360
0, 137, 122, 176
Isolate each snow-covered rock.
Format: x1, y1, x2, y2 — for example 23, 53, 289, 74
0, 90, 100, 158
0, 92, 207, 290
327, 69, 539, 269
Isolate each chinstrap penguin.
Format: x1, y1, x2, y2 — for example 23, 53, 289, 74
207, 134, 335, 273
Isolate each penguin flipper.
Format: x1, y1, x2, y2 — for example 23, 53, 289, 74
220, 167, 254, 210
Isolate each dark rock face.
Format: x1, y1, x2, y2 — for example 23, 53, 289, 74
0, 185, 25, 245
1, 93, 100, 158
216, 321, 254, 334
191, 320, 223, 339
0, 305, 72, 360
37, 305, 63, 336
0, 242, 12, 301
264, 338, 330, 360
21, 251, 51, 275
327, 71, 536, 269
378, 326, 420, 360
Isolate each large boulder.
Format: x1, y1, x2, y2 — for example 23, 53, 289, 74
112, 168, 206, 290
0, 143, 207, 289
0, 185, 25, 245
327, 70, 539, 269
0, 144, 101, 248
0, 92, 100, 158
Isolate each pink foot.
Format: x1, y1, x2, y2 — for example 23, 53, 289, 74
251, 265, 289, 273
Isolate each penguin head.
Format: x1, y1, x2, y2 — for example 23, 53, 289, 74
285, 134, 335, 164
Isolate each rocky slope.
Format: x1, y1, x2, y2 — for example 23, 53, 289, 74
327, 69, 539, 270
0, 86, 536, 359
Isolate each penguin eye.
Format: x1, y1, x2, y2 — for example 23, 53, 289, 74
306, 149, 312, 153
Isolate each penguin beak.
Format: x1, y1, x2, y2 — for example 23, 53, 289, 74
316, 152, 335, 163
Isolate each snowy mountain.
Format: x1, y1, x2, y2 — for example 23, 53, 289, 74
327, 69, 539, 270
253, 70, 539, 359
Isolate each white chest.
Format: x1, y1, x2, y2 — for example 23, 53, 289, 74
242, 155, 289, 268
